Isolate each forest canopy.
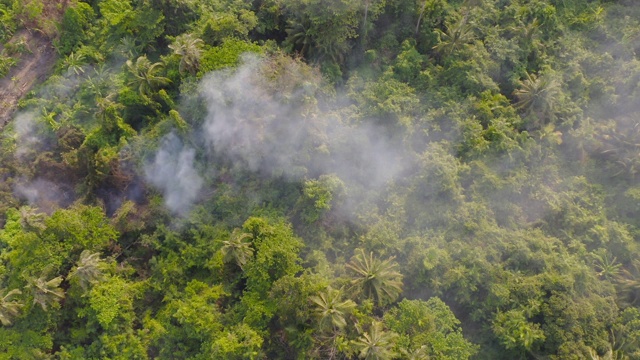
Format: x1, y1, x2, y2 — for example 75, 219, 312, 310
1, 0, 640, 359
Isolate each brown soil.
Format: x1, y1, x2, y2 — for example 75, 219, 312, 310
0, 30, 57, 129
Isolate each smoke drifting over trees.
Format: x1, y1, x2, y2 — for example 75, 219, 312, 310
144, 133, 202, 214
1, 0, 640, 359
146, 55, 409, 214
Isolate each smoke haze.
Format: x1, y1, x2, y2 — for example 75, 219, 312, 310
145, 55, 410, 214
144, 133, 203, 215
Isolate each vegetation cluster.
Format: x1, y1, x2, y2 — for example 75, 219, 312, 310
1, 0, 640, 359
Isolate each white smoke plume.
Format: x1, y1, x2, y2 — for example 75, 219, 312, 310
13, 178, 75, 213
144, 133, 203, 214
145, 55, 410, 214
199, 56, 406, 182
13, 111, 41, 159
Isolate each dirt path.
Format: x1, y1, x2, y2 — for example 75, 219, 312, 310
0, 30, 57, 129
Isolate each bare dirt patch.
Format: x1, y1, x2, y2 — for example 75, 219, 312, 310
0, 30, 57, 129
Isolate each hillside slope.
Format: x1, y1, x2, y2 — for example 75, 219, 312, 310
0, 31, 56, 128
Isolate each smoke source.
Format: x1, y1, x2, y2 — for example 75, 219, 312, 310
144, 133, 203, 214
146, 55, 409, 214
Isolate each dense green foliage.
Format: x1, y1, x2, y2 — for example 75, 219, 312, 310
2, 0, 640, 358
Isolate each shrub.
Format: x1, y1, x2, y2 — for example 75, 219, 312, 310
56, 2, 95, 55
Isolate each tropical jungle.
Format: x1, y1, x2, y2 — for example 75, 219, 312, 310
0, 0, 640, 359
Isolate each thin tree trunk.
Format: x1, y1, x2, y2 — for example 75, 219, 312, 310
363, 1, 370, 38
416, 0, 428, 35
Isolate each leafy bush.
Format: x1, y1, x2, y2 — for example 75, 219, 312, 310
0, 52, 16, 77
198, 39, 262, 75
0, 3, 16, 43
56, 2, 95, 55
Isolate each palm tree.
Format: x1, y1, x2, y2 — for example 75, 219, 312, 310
599, 119, 640, 179
352, 321, 397, 360
125, 56, 171, 97
616, 259, 640, 306
120, 36, 144, 58
169, 33, 204, 76
18, 206, 45, 232
84, 64, 113, 99
316, 37, 350, 64
41, 108, 59, 131
432, 17, 475, 57
588, 347, 613, 360
309, 287, 356, 332
401, 345, 430, 360
221, 229, 254, 270
63, 52, 86, 76
285, 16, 314, 58
591, 252, 621, 280
508, 18, 541, 49
0, 288, 23, 326
513, 71, 560, 127
29, 275, 65, 311
346, 249, 403, 307
520, 18, 541, 47
68, 250, 104, 291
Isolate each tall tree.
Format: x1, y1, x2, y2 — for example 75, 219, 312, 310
0, 288, 23, 326
221, 228, 254, 270
126, 56, 171, 97
169, 33, 204, 76
68, 250, 105, 291
309, 287, 356, 333
283, 0, 359, 63
352, 321, 397, 360
433, 17, 475, 57
29, 275, 65, 311
513, 71, 560, 127
63, 52, 86, 76
346, 249, 403, 307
